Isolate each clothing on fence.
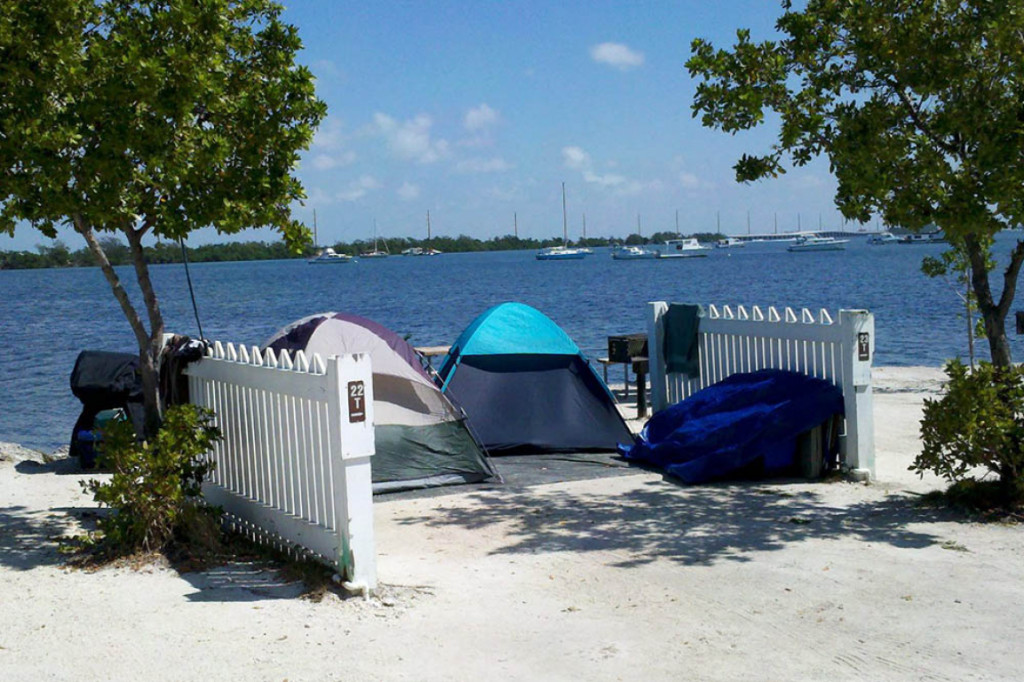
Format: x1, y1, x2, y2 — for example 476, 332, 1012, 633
663, 303, 704, 376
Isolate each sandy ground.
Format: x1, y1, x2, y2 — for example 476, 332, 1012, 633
2, 366, 1023, 681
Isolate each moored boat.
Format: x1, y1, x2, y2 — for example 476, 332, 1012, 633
787, 235, 849, 252
715, 237, 745, 248
537, 183, 588, 261
612, 245, 660, 260
307, 247, 353, 264
661, 238, 710, 259
868, 232, 899, 245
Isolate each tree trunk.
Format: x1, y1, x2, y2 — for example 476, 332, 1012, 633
964, 235, 1019, 367
125, 227, 165, 435
75, 216, 163, 438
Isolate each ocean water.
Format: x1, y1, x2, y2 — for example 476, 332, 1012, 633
2, 233, 1022, 452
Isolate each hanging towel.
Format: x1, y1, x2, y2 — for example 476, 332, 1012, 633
663, 303, 704, 376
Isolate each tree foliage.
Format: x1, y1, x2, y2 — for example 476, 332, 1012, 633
915, 360, 1024, 508
0, 0, 325, 428
81, 404, 221, 556
687, 0, 1024, 365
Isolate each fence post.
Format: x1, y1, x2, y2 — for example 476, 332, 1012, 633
648, 301, 669, 413
839, 309, 875, 480
326, 353, 377, 592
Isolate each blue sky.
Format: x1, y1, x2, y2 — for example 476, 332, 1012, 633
3, 0, 865, 251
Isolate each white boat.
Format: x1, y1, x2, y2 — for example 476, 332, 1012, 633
661, 238, 710, 259
537, 183, 587, 261
868, 232, 899, 245
612, 245, 660, 260
403, 212, 443, 255
900, 231, 946, 244
361, 220, 390, 258
787, 235, 849, 252
307, 247, 353, 264
715, 237, 745, 248
537, 245, 587, 260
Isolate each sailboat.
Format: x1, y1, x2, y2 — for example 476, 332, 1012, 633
536, 183, 587, 260
361, 219, 389, 259
403, 211, 443, 256
307, 209, 353, 264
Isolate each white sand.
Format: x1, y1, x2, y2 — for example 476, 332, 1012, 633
2, 366, 1023, 681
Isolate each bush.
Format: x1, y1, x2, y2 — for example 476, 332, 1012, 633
81, 404, 222, 557
913, 360, 1024, 508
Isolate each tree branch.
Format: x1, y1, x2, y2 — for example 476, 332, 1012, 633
887, 79, 961, 158
74, 214, 150, 353
997, 238, 1024, 320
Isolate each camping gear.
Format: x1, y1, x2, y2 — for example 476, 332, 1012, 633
619, 369, 844, 484
69, 350, 146, 469
264, 312, 495, 492
436, 302, 634, 453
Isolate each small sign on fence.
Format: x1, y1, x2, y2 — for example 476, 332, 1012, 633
857, 332, 870, 361
348, 381, 366, 422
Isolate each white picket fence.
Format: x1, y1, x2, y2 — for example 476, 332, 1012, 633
185, 341, 377, 592
648, 303, 875, 478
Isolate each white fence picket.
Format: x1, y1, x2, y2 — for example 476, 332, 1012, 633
186, 346, 376, 590
648, 302, 874, 479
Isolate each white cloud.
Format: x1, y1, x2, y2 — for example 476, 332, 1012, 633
590, 42, 645, 71
312, 117, 346, 151
464, 103, 499, 132
456, 157, 512, 174
397, 182, 421, 201
562, 145, 649, 196
311, 151, 357, 171
680, 172, 700, 189
562, 146, 591, 171
335, 175, 382, 202
374, 113, 450, 164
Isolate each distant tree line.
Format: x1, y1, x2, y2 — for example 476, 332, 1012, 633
1, 231, 727, 269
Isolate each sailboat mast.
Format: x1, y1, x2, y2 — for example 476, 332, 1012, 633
582, 213, 587, 240
561, 182, 568, 246
427, 210, 431, 243
675, 209, 680, 238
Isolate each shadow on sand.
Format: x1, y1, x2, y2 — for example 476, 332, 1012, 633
395, 478, 957, 568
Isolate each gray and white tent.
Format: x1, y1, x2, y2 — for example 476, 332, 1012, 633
264, 312, 495, 492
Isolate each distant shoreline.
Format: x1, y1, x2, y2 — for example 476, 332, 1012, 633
2, 232, 729, 270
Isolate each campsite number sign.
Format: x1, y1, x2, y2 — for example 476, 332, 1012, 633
857, 332, 870, 361
347, 381, 366, 423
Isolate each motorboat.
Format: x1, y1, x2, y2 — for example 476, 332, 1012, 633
536, 245, 587, 260
612, 245, 660, 260
661, 238, 710, 259
787, 235, 849, 252
868, 232, 899, 245
715, 237, 745, 248
307, 247, 353, 264
900, 231, 946, 244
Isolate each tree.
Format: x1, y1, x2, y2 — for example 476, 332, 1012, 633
687, 0, 1024, 366
0, 1, 326, 430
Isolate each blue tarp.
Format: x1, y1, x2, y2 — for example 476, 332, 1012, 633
619, 370, 844, 484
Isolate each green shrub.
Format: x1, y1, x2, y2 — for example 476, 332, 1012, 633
81, 404, 221, 556
914, 360, 1024, 508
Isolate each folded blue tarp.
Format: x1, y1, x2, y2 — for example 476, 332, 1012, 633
619, 370, 844, 484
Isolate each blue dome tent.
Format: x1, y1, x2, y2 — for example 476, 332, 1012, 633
437, 303, 634, 453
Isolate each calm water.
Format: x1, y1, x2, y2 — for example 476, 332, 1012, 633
2, 233, 1022, 451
